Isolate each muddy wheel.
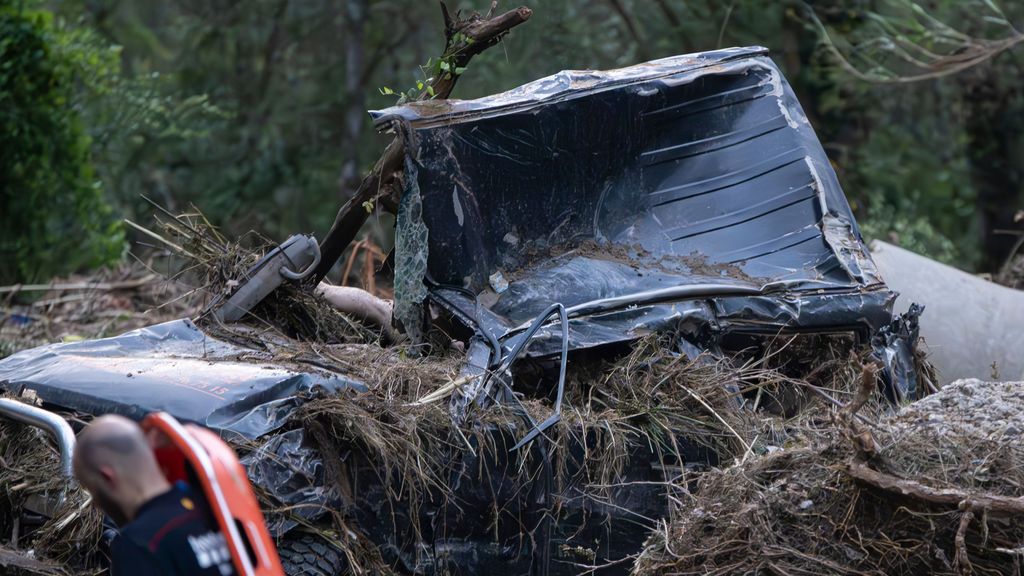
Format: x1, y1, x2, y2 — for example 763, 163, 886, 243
279, 533, 348, 576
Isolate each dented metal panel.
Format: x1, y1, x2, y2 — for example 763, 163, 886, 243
0, 319, 364, 439
373, 47, 892, 358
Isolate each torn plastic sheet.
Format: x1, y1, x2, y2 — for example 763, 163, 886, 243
241, 428, 338, 536
0, 319, 364, 439
371, 46, 898, 366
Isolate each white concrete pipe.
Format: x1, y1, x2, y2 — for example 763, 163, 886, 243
870, 240, 1024, 385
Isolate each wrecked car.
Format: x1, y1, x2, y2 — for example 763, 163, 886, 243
0, 46, 920, 575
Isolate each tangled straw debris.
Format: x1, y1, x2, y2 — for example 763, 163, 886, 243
0, 419, 103, 575
633, 378, 1024, 576
128, 206, 380, 346
0, 263, 195, 360
1, 204, 953, 574
286, 332, 877, 572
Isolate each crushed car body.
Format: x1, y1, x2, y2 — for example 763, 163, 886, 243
0, 46, 922, 575
377, 45, 917, 401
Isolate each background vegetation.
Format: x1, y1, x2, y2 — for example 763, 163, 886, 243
2, 0, 1023, 283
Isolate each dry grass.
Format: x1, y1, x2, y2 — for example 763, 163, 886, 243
0, 262, 196, 360
1, 318, 931, 575
633, 379, 1024, 576
130, 206, 378, 345
0, 420, 103, 573
289, 332, 873, 572
1, 205, 953, 574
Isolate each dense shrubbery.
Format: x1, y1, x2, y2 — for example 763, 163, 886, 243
0, 1, 123, 283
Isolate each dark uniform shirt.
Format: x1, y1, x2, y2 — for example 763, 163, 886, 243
110, 483, 237, 576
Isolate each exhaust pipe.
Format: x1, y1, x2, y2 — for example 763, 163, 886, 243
0, 398, 76, 478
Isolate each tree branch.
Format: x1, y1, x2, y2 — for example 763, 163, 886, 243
311, 3, 531, 284
607, 0, 647, 60
807, 3, 1024, 84
845, 461, 1024, 516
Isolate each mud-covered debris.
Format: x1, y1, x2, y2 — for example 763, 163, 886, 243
634, 379, 1024, 576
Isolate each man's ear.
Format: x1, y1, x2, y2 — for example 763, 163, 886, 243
99, 465, 117, 486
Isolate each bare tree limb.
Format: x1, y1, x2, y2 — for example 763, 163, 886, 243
653, 0, 681, 30
835, 354, 880, 460
716, 0, 737, 49
316, 284, 395, 341
339, 0, 369, 191
311, 3, 531, 284
807, 2, 1024, 84
845, 461, 1024, 516
954, 509, 975, 576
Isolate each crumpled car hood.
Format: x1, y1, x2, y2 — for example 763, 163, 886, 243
0, 319, 362, 439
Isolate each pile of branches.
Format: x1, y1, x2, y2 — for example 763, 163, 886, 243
633, 377, 1024, 575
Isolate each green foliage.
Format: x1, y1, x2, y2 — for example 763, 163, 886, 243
4, 0, 1019, 278
810, 0, 1024, 269
811, 0, 1022, 83
0, 1, 124, 283
379, 58, 441, 103
72, 0, 391, 239
82, 68, 230, 226
378, 48, 470, 104
848, 102, 977, 266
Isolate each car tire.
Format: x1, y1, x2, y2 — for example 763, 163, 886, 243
278, 533, 348, 576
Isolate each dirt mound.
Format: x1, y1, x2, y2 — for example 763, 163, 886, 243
634, 379, 1024, 576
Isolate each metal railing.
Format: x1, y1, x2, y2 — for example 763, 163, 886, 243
0, 398, 76, 477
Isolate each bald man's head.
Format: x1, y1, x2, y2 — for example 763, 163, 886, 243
73, 415, 171, 526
